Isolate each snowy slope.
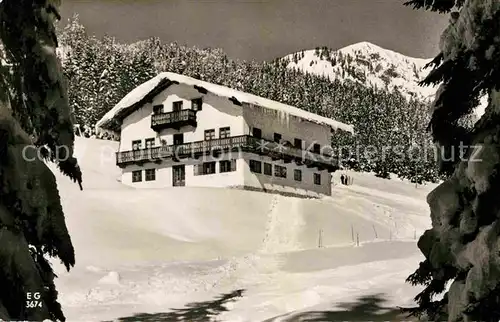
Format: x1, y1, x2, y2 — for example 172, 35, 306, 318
284, 41, 488, 117
284, 42, 435, 101
48, 137, 436, 321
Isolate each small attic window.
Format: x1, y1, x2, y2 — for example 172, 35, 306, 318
153, 105, 163, 114
192, 98, 203, 111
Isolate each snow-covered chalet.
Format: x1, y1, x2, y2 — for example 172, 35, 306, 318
95, 72, 354, 197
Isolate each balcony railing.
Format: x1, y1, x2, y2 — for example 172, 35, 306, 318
116, 135, 339, 171
151, 109, 197, 131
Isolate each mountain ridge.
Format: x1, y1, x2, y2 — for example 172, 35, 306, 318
283, 41, 487, 117
283, 41, 436, 102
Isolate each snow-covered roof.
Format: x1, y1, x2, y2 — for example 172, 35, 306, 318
95, 72, 354, 133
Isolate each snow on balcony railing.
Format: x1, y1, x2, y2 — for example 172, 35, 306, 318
116, 135, 338, 168
151, 109, 197, 129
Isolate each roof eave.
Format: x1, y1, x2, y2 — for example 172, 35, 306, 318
97, 78, 176, 132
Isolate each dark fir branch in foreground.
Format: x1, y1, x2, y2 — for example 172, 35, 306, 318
403, 0, 500, 321
0, 0, 81, 320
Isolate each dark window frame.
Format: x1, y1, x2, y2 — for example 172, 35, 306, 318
219, 127, 231, 139
145, 138, 155, 149
132, 170, 142, 182
263, 163, 272, 176
204, 129, 216, 141
173, 100, 183, 112
191, 97, 203, 111
314, 173, 321, 185
173, 133, 184, 145
294, 138, 303, 149
153, 104, 163, 114
249, 160, 262, 173
132, 140, 142, 151
252, 127, 262, 138
202, 162, 216, 175
294, 169, 302, 181
145, 169, 156, 181
275, 165, 287, 178
220, 160, 236, 173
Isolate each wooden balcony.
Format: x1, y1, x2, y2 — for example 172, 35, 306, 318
151, 109, 197, 131
116, 135, 339, 172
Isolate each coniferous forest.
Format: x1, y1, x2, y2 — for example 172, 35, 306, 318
58, 16, 460, 184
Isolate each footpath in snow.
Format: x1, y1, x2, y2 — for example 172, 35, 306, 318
48, 137, 435, 321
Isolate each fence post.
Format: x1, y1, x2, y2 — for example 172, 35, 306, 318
356, 233, 359, 247
351, 224, 354, 243
372, 224, 378, 239
318, 229, 323, 248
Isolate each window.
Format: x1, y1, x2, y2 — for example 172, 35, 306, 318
275, 165, 287, 178
192, 98, 203, 111
132, 170, 142, 183
314, 173, 321, 185
252, 127, 262, 138
145, 169, 156, 181
220, 160, 236, 173
194, 162, 216, 176
263, 163, 272, 176
294, 139, 303, 149
274, 133, 282, 143
313, 143, 321, 154
249, 160, 262, 173
219, 127, 230, 139
203, 162, 216, 175
204, 129, 216, 141
145, 138, 155, 149
132, 140, 142, 150
294, 169, 302, 181
173, 101, 183, 112
173, 133, 184, 145
153, 104, 163, 114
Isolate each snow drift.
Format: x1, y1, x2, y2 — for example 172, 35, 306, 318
46, 137, 435, 321
50, 137, 431, 269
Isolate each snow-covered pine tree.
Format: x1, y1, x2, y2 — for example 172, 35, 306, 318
60, 15, 99, 128
404, 0, 466, 13
404, 0, 500, 321
0, 0, 81, 320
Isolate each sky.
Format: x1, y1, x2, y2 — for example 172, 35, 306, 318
59, 0, 449, 62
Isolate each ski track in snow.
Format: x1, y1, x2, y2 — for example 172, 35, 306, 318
51, 138, 436, 322
260, 195, 304, 255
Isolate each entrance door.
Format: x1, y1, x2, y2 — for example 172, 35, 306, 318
172, 165, 185, 186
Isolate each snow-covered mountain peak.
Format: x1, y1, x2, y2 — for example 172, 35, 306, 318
338, 41, 430, 65
283, 41, 437, 102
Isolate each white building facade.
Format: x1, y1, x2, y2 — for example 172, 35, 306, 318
96, 72, 353, 198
